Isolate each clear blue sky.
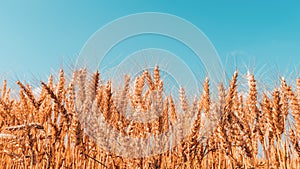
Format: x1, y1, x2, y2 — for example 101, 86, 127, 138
1, 1, 300, 83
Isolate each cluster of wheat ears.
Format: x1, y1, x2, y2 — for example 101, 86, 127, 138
0, 66, 299, 169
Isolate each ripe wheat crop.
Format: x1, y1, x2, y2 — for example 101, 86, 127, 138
0, 67, 299, 168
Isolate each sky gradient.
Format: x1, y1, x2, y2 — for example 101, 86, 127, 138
1, 1, 300, 84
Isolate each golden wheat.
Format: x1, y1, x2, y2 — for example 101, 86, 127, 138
0, 68, 299, 168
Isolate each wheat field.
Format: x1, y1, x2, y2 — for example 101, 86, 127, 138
0, 67, 299, 168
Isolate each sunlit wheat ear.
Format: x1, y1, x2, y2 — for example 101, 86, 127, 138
224, 71, 238, 119
143, 70, 154, 91
297, 78, 300, 101
56, 69, 65, 103
169, 95, 177, 125
115, 75, 130, 115
260, 93, 274, 140
82, 70, 100, 117
76, 68, 87, 108
1, 80, 7, 98
179, 87, 189, 113
17, 81, 39, 111
245, 73, 258, 125
202, 77, 210, 118
218, 83, 225, 117
271, 89, 284, 137
285, 85, 300, 138
133, 75, 144, 111
153, 65, 160, 89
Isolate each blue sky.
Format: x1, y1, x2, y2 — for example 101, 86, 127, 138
1, 1, 300, 84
